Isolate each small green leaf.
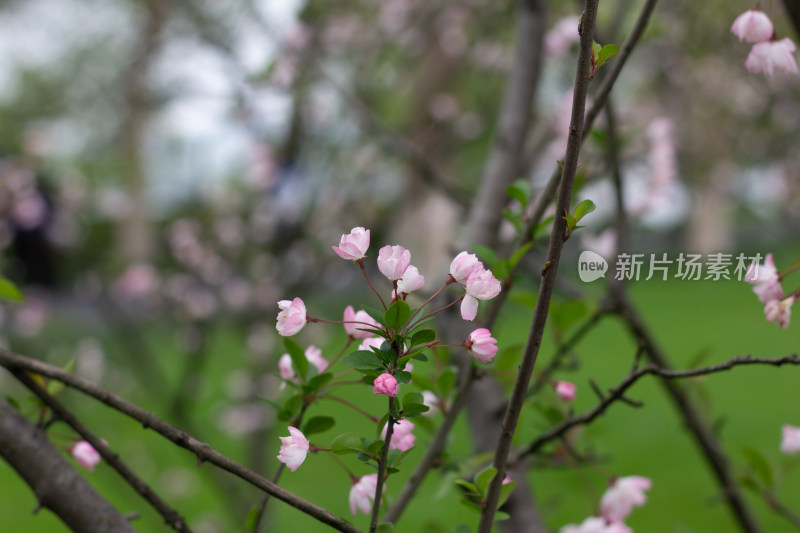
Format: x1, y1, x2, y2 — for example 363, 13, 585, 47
437, 369, 457, 396
402, 402, 429, 417
361, 305, 388, 327
459, 498, 482, 514
598, 44, 619, 66
303, 416, 335, 436
403, 392, 423, 408
244, 504, 259, 531
395, 371, 412, 384
506, 180, 531, 207
307, 372, 333, 392
592, 40, 602, 56
331, 433, 364, 454
410, 329, 436, 347
454, 479, 479, 494
0, 277, 23, 302
742, 446, 773, 488
385, 300, 411, 331
342, 351, 386, 372
573, 199, 596, 221
497, 480, 517, 507
507, 243, 533, 270
284, 338, 308, 381
410, 374, 435, 391
376, 523, 394, 533
475, 466, 497, 495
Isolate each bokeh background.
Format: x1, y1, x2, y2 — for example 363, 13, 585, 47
1, 0, 799, 531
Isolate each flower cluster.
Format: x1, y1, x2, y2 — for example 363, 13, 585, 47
731, 9, 799, 76
560, 476, 651, 533
745, 253, 795, 329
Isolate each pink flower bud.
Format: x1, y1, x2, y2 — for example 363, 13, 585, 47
382, 419, 415, 451
781, 424, 800, 454
359, 336, 385, 351
349, 474, 378, 515
278, 354, 296, 382
276, 297, 307, 336
465, 328, 498, 363
373, 373, 398, 397
70, 440, 101, 472
449, 251, 482, 285
461, 268, 501, 321
332, 227, 370, 261
397, 265, 425, 295
764, 295, 795, 329
599, 476, 651, 523
277, 426, 309, 471
343, 305, 381, 339
745, 38, 799, 76
553, 380, 576, 402
731, 9, 774, 43
377, 245, 411, 280
745, 253, 784, 303
304, 345, 329, 373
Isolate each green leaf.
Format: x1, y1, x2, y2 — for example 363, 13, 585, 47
284, 338, 308, 381
395, 371, 412, 384
503, 208, 524, 234
497, 480, 517, 507
307, 372, 333, 392
507, 243, 533, 270
331, 433, 364, 454
6, 396, 20, 410
410, 329, 436, 347
475, 466, 497, 495
278, 394, 303, 421
0, 277, 23, 302
342, 350, 386, 372
437, 369, 457, 396
411, 374, 435, 391
402, 402, 429, 417
592, 40, 602, 56
385, 300, 411, 331
598, 44, 619, 66
303, 416, 335, 436
494, 511, 510, 521
244, 504, 259, 531
376, 523, 395, 533
403, 392, 423, 409
573, 199, 596, 221
361, 305, 388, 327
454, 479, 479, 494
742, 446, 773, 488
533, 215, 555, 239
472, 245, 498, 267
459, 498, 482, 514
492, 259, 510, 281
506, 180, 531, 207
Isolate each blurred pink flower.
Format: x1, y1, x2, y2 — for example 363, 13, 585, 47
71, 440, 101, 472
333, 227, 370, 261
359, 336, 386, 352
349, 474, 378, 515
278, 346, 328, 385
277, 426, 309, 472
304, 345, 329, 373
599, 476, 651, 522
560, 516, 631, 533
546, 16, 581, 57
422, 391, 440, 416
554, 380, 577, 402
764, 295, 795, 329
276, 297, 307, 336
449, 251, 482, 285
466, 328, 498, 363
745, 253, 784, 303
780, 425, 800, 454
461, 268, 501, 321
383, 419, 415, 451
378, 245, 411, 280
397, 265, 425, 295
745, 38, 799, 76
373, 373, 398, 397
343, 305, 380, 339
731, 9, 773, 43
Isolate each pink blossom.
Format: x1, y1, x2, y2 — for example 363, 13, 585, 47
560, 517, 631, 533
382, 419, 416, 451
599, 476, 652, 522
278, 354, 296, 382
554, 380, 577, 402
781, 425, 800, 454
278, 346, 328, 384
731, 9, 774, 43
545, 16, 581, 57
70, 441, 101, 472
277, 426, 309, 471
396, 265, 425, 295
450, 251, 483, 285
304, 345, 329, 373
765, 295, 795, 329
377, 245, 411, 280
332, 227, 370, 261
373, 373, 398, 397
359, 336, 386, 352
349, 474, 378, 515
343, 305, 381, 339
276, 297, 307, 336
461, 268, 501, 321
745, 253, 784, 303
465, 328, 498, 363
745, 38, 799, 76
422, 391, 440, 416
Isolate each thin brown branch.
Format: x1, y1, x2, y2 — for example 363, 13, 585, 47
0, 349, 363, 533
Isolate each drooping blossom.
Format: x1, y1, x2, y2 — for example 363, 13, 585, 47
450, 251, 483, 285
359, 336, 386, 352
465, 328, 498, 363
780, 425, 800, 454
304, 345, 329, 373
278, 354, 296, 382
396, 265, 425, 296
343, 305, 381, 339
461, 268, 502, 321
276, 297, 307, 336
349, 474, 378, 515
377, 245, 411, 280
332, 227, 370, 261
382, 419, 416, 451
278, 346, 329, 385
70, 441, 101, 472
731, 9, 774, 43
277, 426, 309, 471
745, 38, 799, 76
373, 373, 398, 397
554, 380, 577, 402
745, 253, 784, 303
765, 295, 795, 329
599, 476, 652, 522
560, 517, 631, 533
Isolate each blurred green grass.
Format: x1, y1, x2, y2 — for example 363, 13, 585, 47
1, 266, 799, 532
